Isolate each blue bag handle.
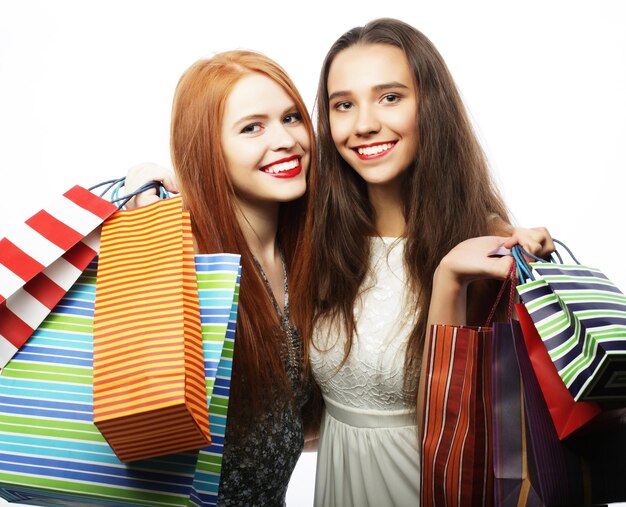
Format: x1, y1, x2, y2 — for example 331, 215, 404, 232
88, 177, 169, 209
512, 238, 581, 284
511, 246, 533, 284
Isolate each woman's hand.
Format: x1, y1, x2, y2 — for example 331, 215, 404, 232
489, 216, 554, 259
502, 226, 555, 259
438, 236, 515, 287
124, 162, 179, 209
428, 236, 514, 328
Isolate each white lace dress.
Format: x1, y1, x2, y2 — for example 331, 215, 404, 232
310, 237, 420, 507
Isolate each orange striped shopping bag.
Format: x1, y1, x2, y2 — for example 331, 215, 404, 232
93, 196, 210, 462
420, 324, 493, 507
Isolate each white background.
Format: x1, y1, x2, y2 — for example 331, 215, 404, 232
1, 1, 625, 505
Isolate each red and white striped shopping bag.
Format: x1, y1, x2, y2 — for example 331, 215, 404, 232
0, 185, 117, 367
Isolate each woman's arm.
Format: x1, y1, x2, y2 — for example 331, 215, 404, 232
301, 382, 323, 452
426, 224, 554, 329
427, 235, 514, 328
303, 434, 319, 452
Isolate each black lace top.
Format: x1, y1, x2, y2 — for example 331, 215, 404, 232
216, 255, 311, 506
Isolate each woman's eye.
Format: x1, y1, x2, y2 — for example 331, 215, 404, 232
241, 123, 262, 134
283, 112, 302, 124
334, 101, 353, 111
381, 94, 400, 104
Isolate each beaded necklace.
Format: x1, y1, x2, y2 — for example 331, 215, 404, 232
252, 252, 299, 369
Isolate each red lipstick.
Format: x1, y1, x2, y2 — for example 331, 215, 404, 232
260, 155, 303, 178
352, 141, 397, 161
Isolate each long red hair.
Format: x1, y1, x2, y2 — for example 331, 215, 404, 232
170, 51, 316, 428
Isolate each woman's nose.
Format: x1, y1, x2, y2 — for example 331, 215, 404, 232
354, 105, 381, 136
270, 124, 297, 151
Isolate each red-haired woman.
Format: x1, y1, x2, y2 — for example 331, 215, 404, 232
127, 50, 315, 506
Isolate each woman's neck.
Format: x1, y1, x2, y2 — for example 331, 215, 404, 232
235, 197, 285, 312
234, 197, 280, 264
367, 182, 406, 237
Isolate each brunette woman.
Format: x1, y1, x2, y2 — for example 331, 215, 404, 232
302, 18, 553, 506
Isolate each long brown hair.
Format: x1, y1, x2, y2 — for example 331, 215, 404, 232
170, 50, 315, 428
307, 18, 509, 401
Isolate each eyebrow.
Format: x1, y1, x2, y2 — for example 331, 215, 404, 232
233, 104, 299, 128
328, 81, 410, 102
235, 113, 267, 125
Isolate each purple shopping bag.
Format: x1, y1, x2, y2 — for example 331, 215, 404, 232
491, 320, 584, 506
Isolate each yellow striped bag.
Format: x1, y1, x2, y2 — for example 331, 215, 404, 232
93, 196, 210, 462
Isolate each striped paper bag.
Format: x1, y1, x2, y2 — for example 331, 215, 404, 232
420, 324, 493, 507
190, 254, 241, 506
517, 261, 626, 402
0, 260, 200, 507
516, 303, 602, 439
0, 254, 241, 506
93, 196, 210, 462
491, 320, 584, 506
0, 185, 117, 367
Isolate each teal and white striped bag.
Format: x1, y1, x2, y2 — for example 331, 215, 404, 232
191, 255, 240, 507
0, 254, 241, 506
514, 241, 626, 402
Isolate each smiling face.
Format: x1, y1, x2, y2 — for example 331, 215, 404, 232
221, 72, 310, 212
327, 43, 419, 192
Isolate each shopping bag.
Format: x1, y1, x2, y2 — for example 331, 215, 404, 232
93, 196, 209, 462
420, 324, 493, 507
0, 260, 199, 506
0, 185, 116, 304
516, 303, 602, 439
568, 416, 626, 504
189, 254, 241, 506
514, 241, 626, 402
0, 185, 117, 368
0, 230, 100, 368
0, 253, 241, 506
491, 319, 584, 506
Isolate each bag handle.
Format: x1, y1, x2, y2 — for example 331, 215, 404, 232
485, 259, 518, 327
88, 177, 169, 209
512, 238, 580, 284
486, 238, 580, 323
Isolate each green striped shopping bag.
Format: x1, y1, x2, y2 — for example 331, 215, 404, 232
191, 254, 240, 507
0, 254, 240, 506
514, 241, 626, 402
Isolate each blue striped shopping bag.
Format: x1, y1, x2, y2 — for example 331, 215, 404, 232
514, 241, 626, 402
190, 255, 240, 507
0, 254, 241, 506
